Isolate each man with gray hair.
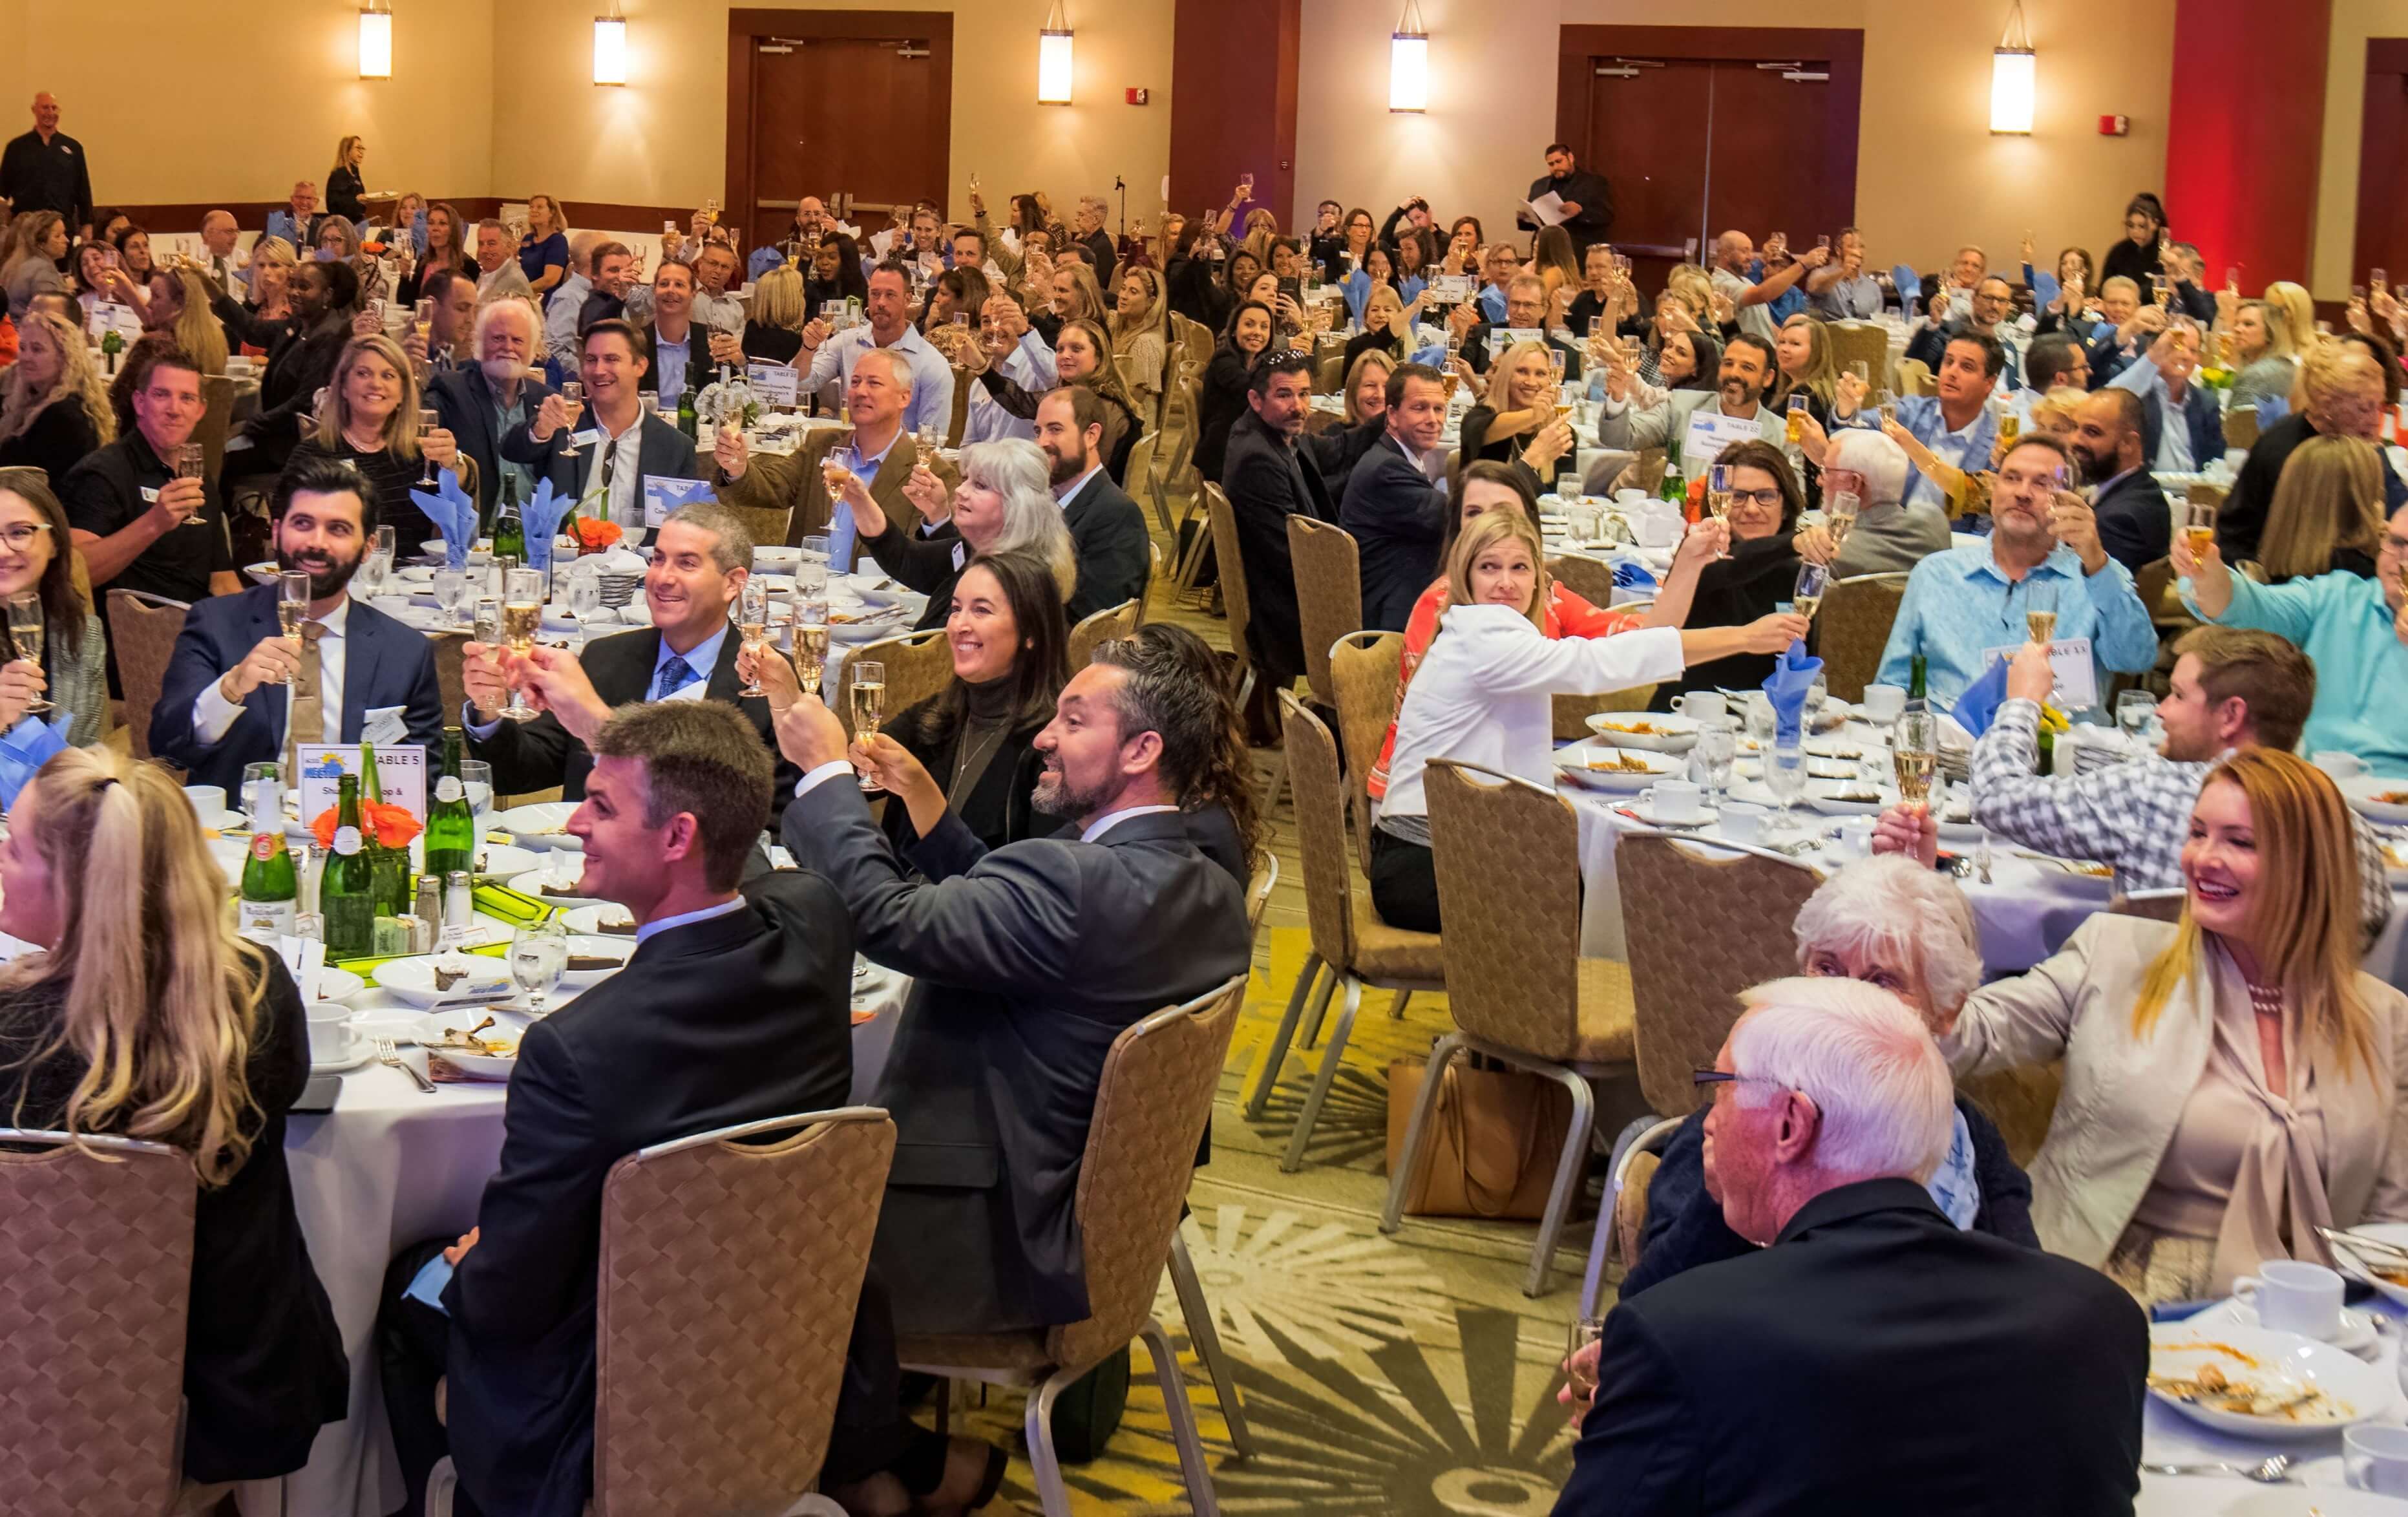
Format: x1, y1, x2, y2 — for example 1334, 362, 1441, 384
430, 295, 553, 513
1554, 975, 2146, 1516
1073, 193, 1116, 290
474, 218, 536, 301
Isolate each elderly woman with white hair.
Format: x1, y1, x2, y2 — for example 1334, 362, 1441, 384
1790, 425, 1954, 578
1620, 854, 2040, 1298
853, 436, 1077, 633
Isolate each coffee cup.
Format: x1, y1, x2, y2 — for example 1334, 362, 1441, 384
2314, 750, 2369, 781
1641, 780, 1706, 824
1673, 692, 1727, 722
2232, 1258, 2344, 1340
305, 1002, 359, 1067
1861, 684, 1906, 724
2346, 1427, 2408, 1496
1835, 818, 1876, 856
1719, 802, 1768, 844
1636, 514, 1681, 549
182, 784, 228, 825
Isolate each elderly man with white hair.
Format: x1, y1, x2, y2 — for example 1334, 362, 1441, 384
430, 295, 553, 514
1554, 974, 2147, 1517
1791, 425, 1951, 577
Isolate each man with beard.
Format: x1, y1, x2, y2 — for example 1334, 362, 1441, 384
1033, 387, 1150, 621
151, 456, 443, 789
1222, 352, 1333, 687
2066, 387, 2169, 573
1906, 275, 2025, 391
428, 297, 552, 514
1597, 330, 1788, 460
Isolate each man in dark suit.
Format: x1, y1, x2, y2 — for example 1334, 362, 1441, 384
151, 458, 443, 790
1033, 385, 1151, 621
502, 318, 699, 537
1554, 977, 2147, 1517
379, 700, 858, 1517
462, 502, 798, 818
427, 295, 552, 516
1340, 363, 1452, 631
2068, 387, 2172, 575
1223, 352, 1333, 687
575, 240, 637, 336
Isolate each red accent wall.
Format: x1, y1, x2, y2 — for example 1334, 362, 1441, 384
2164, 0, 2332, 290
1168, 0, 1298, 227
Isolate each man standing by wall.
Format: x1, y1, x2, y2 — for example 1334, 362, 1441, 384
1517, 143, 1612, 259
0, 93, 93, 240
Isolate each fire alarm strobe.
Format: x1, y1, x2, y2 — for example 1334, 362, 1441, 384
1126, 87, 1149, 105
2098, 114, 2129, 136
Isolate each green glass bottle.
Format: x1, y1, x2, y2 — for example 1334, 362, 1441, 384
322, 774, 375, 957
425, 730, 476, 882
237, 773, 297, 944
676, 377, 699, 441
489, 474, 526, 563
1907, 653, 1929, 714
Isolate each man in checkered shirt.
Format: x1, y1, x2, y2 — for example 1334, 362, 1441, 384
1970, 625, 2394, 948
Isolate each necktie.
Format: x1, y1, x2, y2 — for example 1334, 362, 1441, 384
653, 653, 696, 701
284, 621, 327, 778
596, 434, 621, 525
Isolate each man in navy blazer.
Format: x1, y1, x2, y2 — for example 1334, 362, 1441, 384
500, 319, 699, 536
427, 298, 553, 517
151, 459, 443, 790
2068, 387, 2173, 575
1340, 363, 1453, 631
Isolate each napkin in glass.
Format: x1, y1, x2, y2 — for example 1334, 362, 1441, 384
1949, 657, 2012, 739
1760, 644, 1823, 746
408, 469, 478, 569
520, 480, 575, 574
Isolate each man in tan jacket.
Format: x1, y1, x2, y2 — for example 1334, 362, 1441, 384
710, 346, 940, 553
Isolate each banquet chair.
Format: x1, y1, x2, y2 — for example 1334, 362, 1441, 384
105, 589, 191, 765
1066, 598, 1141, 669
1959, 1064, 2064, 1171
196, 374, 236, 489
1897, 358, 1938, 397
1315, 350, 1344, 394
836, 628, 949, 743
1205, 485, 1289, 810
1382, 759, 1637, 1298
1821, 323, 1893, 396
1814, 571, 1910, 703
905, 975, 1247, 1517
1327, 631, 1402, 874
1288, 516, 1360, 710
1122, 430, 1163, 540
427, 1107, 895, 1517
0, 1130, 196, 1517
1244, 851, 1279, 931
1577, 833, 1821, 1317
428, 631, 470, 724
2111, 886, 2188, 924
1249, 694, 1442, 1172
2223, 406, 2259, 451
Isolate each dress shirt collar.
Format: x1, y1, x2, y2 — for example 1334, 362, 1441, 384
845, 429, 900, 472
1081, 803, 1181, 842
656, 621, 728, 679
1963, 540, 2082, 588
635, 894, 747, 945
309, 596, 354, 639
1055, 463, 1104, 509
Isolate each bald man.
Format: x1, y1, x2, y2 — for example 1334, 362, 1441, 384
198, 210, 244, 297
1, 92, 92, 236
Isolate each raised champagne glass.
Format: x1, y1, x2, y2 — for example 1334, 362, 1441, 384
498, 568, 544, 722
1892, 712, 1939, 806
849, 659, 885, 791
4, 592, 50, 714
734, 578, 772, 696
277, 571, 313, 685
2025, 579, 2060, 646
556, 381, 585, 457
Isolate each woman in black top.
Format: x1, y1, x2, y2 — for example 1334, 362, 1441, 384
1459, 339, 1573, 471
1651, 440, 1806, 710
1196, 299, 1274, 483
326, 135, 368, 222
280, 333, 469, 556
743, 265, 808, 365
1163, 219, 1231, 333
0, 750, 348, 1485
803, 233, 867, 315
0, 308, 110, 485
395, 201, 476, 308
2100, 191, 2169, 291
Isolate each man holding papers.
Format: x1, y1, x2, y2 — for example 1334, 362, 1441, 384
1517, 142, 1614, 257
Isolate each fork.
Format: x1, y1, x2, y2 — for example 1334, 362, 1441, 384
2139, 1456, 2292, 1483
376, 1037, 438, 1094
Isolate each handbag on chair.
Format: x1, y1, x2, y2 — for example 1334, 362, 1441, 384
1386, 1056, 1574, 1220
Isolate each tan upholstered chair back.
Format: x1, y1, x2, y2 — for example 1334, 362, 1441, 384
197, 374, 236, 487
1066, 599, 1141, 670
2133, 557, 2186, 626
1280, 692, 1357, 970
105, 589, 190, 763
1205, 483, 1253, 657
1047, 975, 1247, 1372
1547, 553, 1616, 610
593, 1109, 894, 1516
1816, 572, 1908, 703
1123, 430, 1161, 531
1897, 358, 1938, 397
1822, 324, 1894, 396
1289, 517, 1361, 709
1422, 759, 1587, 1061
839, 628, 951, 741
1960, 1065, 2063, 1170
1328, 630, 1402, 873
427, 631, 470, 725
2223, 406, 2259, 451
1618, 834, 1822, 1116
0, 1132, 195, 1517
1314, 350, 1344, 394
1543, 556, 1654, 734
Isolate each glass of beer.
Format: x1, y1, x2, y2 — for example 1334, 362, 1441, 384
849, 659, 885, 790
2183, 500, 2217, 565
1892, 712, 1939, 806
1785, 392, 1809, 444
2025, 580, 2060, 646
498, 568, 545, 722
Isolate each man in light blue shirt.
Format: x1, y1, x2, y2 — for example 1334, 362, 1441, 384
1838, 334, 2001, 517
1806, 229, 1885, 320
1877, 436, 2159, 706
794, 262, 955, 435
2179, 503, 2408, 776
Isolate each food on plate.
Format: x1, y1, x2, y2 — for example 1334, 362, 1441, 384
2377, 790, 2408, 806
1584, 750, 1655, 773
2384, 843, 2408, 872
1594, 721, 1674, 737
565, 954, 620, 972
538, 879, 586, 898
2148, 1344, 2351, 1423
431, 1017, 519, 1061
1826, 789, 1885, 803
594, 917, 637, 936
2065, 861, 2113, 878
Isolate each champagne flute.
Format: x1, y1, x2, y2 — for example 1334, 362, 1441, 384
792, 606, 830, 696
556, 381, 585, 457
849, 659, 885, 790
5, 591, 51, 714
416, 407, 441, 487
1565, 1315, 1609, 1402
498, 568, 545, 722
1792, 562, 1830, 622
173, 442, 209, 527
1826, 489, 1861, 549
277, 571, 313, 685
734, 578, 772, 696
2025, 580, 2060, 646
1892, 712, 1939, 807
412, 297, 434, 345
914, 423, 942, 471
1705, 464, 1733, 559
510, 918, 569, 1015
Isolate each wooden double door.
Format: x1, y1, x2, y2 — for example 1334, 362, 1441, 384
726, 9, 953, 244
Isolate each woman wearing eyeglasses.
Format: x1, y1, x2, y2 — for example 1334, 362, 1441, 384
0, 469, 107, 754
1649, 440, 1808, 710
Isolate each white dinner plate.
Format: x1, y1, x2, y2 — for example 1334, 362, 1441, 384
1583, 712, 1700, 752
2146, 1322, 2392, 1441
2327, 1224, 2408, 1311
754, 546, 801, 570
396, 566, 436, 584
417, 1006, 537, 1081
312, 967, 366, 1006
1804, 781, 1892, 816
559, 935, 635, 986
562, 904, 641, 939
452, 843, 542, 882
243, 561, 280, 586
372, 955, 516, 1008
2137, 1475, 2408, 1515
506, 866, 607, 908
2192, 1297, 2382, 1359
2341, 777, 2408, 827
1551, 742, 1679, 792
496, 803, 580, 848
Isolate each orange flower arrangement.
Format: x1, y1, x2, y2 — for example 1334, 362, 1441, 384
571, 515, 624, 551
312, 798, 423, 848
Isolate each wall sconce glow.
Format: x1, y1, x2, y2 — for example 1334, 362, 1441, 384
1038, 0, 1073, 105
357, 3, 392, 80
1989, 0, 2034, 135
593, 8, 628, 87
1389, 0, 1428, 113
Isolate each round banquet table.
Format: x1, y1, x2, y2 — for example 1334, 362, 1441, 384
260, 955, 911, 1517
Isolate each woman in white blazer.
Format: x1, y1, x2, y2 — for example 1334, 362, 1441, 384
1941, 748, 2408, 1304
1369, 509, 1807, 931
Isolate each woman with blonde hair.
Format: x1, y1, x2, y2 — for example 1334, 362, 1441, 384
1939, 748, 2408, 1304
0, 747, 346, 1487
1770, 310, 1841, 418
0, 309, 115, 485
2265, 281, 2319, 360
2255, 434, 2387, 582
326, 134, 368, 222
280, 332, 468, 554
743, 264, 808, 364
2228, 297, 2301, 415
971, 315, 1143, 481
164, 264, 230, 376
1108, 265, 1169, 420
1459, 338, 1577, 478
242, 235, 299, 328
518, 193, 571, 301
1309, 346, 1395, 488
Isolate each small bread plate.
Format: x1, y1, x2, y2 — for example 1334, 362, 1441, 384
562, 904, 641, 939
506, 866, 608, 909
2192, 1295, 2381, 1359
1805, 781, 1892, 816
417, 1006, 536, 1081
496, 803, 581, 849
372, 954, 515, 1009
2341, 777, 2408, 827
559, 935, 635, 986
312, 967, 367, 1007
2146, 1321, 2391, 1440
1552, 742, 1680, 793
1583, 712, 1700, 753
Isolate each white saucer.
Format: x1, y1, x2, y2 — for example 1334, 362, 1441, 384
310, 1042, 376, 1075
2197, 1297, 2382, 1359
1625, 801, 1718, 829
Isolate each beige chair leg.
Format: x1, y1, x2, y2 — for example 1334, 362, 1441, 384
1380, 1032, 1464, 1233
1169, 1229, 1254, 1458
1142, 1317, 1223, 1515
1521, 1066, 1598, 1298
1246, 953, 1327, 1118
1389, 990, 1412, 1020
1023, 1365, 1079, 1517
1280, 973, 1362, 1172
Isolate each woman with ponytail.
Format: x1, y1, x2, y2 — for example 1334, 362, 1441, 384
0, 749, 346, 1490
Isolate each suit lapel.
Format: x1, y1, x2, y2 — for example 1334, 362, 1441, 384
871, 434, 918, 535
339, 602, 385, 743
702, 626, 747, 703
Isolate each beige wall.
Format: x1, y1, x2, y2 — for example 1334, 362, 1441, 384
487, 0, 1174, 224
2310, 0, 2400, 299
1294, 0, 2177, 279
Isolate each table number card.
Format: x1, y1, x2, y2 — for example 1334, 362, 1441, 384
642, 476, 719, 527
1978, 637, 2099, 710
297, 744, 428, 824
746, 363, 800, 407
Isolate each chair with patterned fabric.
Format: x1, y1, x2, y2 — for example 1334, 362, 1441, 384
428, 1107, 894, 1517
1815, 571, 1909, 703
1249, 694, 1443, 1172
1287, 517, 1360, 711
105, 588, 190, 765
1327, 631, 1401, 874
1822, 323, 1894, 398
1959, 1065, 2062, 1171
836, 628, 950, 744
904, 975, 1246, 1517
2223, 406, 2259, 451
0, 1130, 196, 1517
1575, 833, 1822, 1316
1066, 599, 1141, 670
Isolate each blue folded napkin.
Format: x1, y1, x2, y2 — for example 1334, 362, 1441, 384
2029, 269, 2061, 314
1890, 264, 1922, 309
1612, 560, 1656, 591
1761, 644, 1822, 745
408, 469, 478, 569
402, 1251, 453, 1315
520, 480, 575, 575
1951, 656, 2012, 738
2254, 394, 2289, 427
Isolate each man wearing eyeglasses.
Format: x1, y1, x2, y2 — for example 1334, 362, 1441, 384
2176, 500, 2408, 778
1554, 975, 2146, 1516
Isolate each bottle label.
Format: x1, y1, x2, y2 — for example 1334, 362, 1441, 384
435, 776, 464, 803
333, 825, 363, 856
250, 833, 280, 861
238, 899, 297, 944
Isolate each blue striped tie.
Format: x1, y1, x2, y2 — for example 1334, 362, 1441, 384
653, 653, 697, 701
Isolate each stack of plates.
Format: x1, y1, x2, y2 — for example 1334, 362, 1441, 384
595, 572, 645, 608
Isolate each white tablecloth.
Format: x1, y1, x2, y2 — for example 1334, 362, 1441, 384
271, 955, 911, 1517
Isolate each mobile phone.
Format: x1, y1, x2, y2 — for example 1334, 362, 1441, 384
292, 1072, 343, 1113
1277, 276, 1301, 308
